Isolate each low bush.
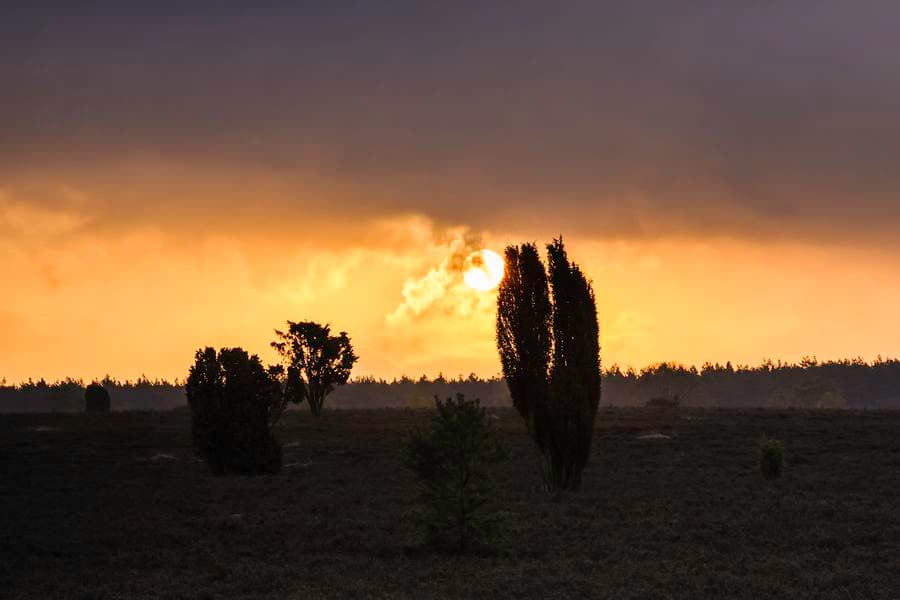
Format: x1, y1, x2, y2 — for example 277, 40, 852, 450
759, 435, 785, 479
403, 393, 510, 554
186, 347, 284, 475
84, 382, 111, 413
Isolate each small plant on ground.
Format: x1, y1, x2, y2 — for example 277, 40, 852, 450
403, 393, 510, 555
186, 347, 285, 475
84, 382, 111, 413
759, 435, 785, 479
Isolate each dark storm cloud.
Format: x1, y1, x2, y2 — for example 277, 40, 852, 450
3, 1, 900, 243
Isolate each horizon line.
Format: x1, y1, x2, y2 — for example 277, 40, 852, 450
4, 354, 899, 387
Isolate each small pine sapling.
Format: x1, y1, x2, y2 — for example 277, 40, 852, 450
403, 393, 511, 554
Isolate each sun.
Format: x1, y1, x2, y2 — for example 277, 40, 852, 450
463, 249, 505, 291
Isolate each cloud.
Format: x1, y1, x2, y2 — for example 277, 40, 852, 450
375, 224, 504, 377
386, 228, 484, 323
3, 3, 900, 247
0, 211, 504, 382
4, 3, 900, 382
0, 190, 91, 239
2, 207, 900, 383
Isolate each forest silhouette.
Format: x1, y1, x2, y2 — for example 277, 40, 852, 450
3, 356, 899, 413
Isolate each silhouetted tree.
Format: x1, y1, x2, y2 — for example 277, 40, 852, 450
84, 382, 111, 413
271, 321, 358, 416
496, 243, 552, 430
403, 393, 510, 554
496, 238, 601, 490
265, 364, 306, 427
545, 238, 601, 489
186, 347, 283, 475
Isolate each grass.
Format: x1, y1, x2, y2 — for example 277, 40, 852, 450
1, 407, 898, 599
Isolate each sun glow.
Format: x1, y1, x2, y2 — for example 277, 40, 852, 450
463, 249, 505, 291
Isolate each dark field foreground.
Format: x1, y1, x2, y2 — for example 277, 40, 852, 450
2, 408, 898, 599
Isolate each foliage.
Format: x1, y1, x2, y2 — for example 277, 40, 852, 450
602, 357, 891, 408
5, 357, 900, 414
759, 435, 785, 479
264, 364, 306, 427
496, 243, 552, 429
186, 347, 283, 475
271, 321, 358, 416
83, 382, 111, 413
771, 379, 846, 409
496, 237, 601, 490
403, 393, 510, 554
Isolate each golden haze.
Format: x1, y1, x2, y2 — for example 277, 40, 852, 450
2, 199, 899, 383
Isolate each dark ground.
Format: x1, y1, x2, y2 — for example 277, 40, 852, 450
1, 408, 898, 599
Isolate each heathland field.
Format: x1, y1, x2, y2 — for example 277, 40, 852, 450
2, 408, 898, 599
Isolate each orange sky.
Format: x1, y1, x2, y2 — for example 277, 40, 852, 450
2, 196, 899, 383
4, 4, 900, 383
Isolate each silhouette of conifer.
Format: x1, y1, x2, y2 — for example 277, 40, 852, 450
496, 243, 552, 431
403, 393, 510, 554
186, 347, 283, 475
496, 237, 601, 490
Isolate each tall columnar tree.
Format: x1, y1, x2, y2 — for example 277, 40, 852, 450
271, 321, 358, 416
496, 237, 601, 490
496, 243, 552, 433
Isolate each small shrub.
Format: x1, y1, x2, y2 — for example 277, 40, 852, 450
759, 435, 785, 479
403, 393, 510, 554
84, 383, 111, 413
186, 347, 284, 475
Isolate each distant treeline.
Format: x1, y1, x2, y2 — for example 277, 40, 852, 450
2, 357, 900, 413
0, 377, 186, 413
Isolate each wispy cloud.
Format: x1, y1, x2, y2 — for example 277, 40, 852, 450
386, 228, 484, 323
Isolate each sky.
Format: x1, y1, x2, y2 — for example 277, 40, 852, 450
3, 1, 900, 382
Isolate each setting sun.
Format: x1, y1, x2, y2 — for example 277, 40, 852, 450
463, 249, 505, 291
